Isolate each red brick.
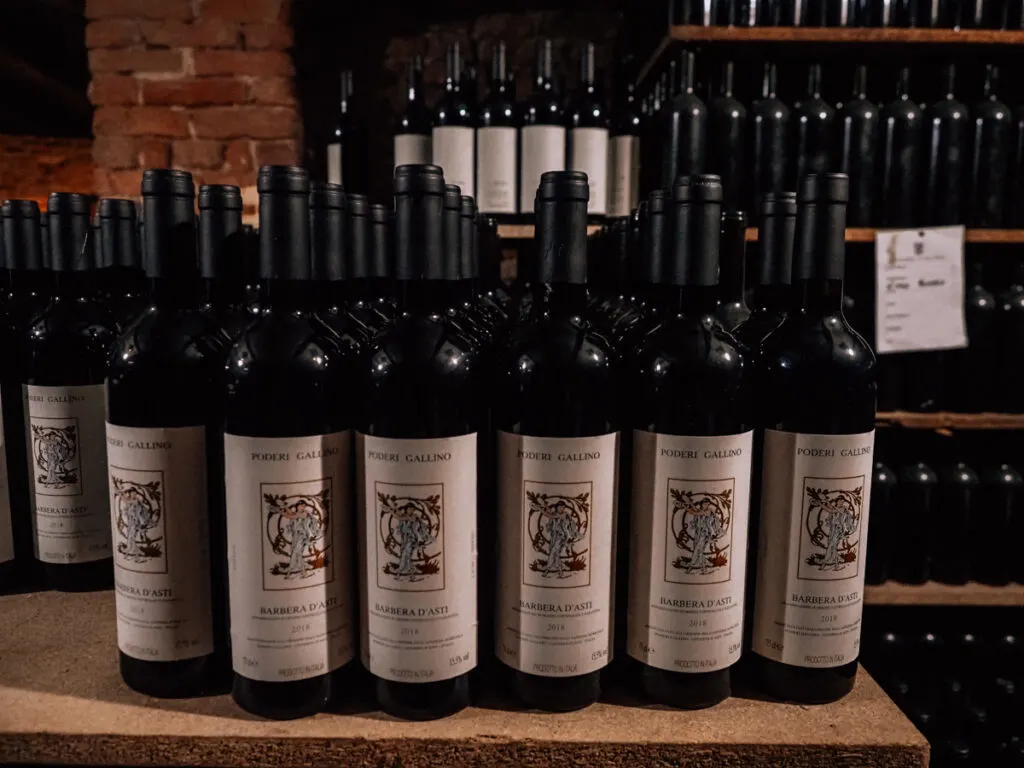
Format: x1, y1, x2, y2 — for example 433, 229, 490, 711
93, 106, 130, 135
88, 75, 138, 106
193, 50, 292, 77
85, 19, 139, 48
199, 0, 285, 22
94, 168, 143, 197
195, 170, 253, 188
86, 0, 192, 20
248, 77, 295, 106
123, 107, 191, 137
243, 22, 292, 50
253, 139, 299, 166
142, 78, 247, 106
191, 106, 298, 140
223, 139, 254, 173
89, 48, 184, 75
139, 19, 240, 47
92, 135, 138, 169
172, 139, 225, 168
138, 140, 171, 168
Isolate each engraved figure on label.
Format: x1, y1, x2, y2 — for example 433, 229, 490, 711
32, 424, 79, 489
113, 476, 163, 562
804, 485, 862, 573
265, 488, 331, 580
378, 490, 442, 583
669, 485, 731, 575
527, 490, 589, 578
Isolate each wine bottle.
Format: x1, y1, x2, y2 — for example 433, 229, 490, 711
327, 70, 368, 193
368, 203, 395, 320
735, 191, 797, 348
708, 61, 746, 214
520, 39, 566, 216
495, 171, 618, 711
787, 0, 809, 25
1009, 104, 1024, 226
477, 42, 518, 216
963, 0, 1005, 27
629, 174, 753, 709
106, 169, 228, 698
922, 0, 959, 26
433, 42, 476, 199
198, 184, 251, 341
865, 461, 896, 585
925, 65, 969, 226
878, 67, 923, 227
790, 64, 835, 191
749, 62, 790, 217
640, 73, 667, 199
458, 196, 501, 328
836, 64, 878, 227
715, 211, 750, 331
358, 164, 479, 720
892, 460, 937, 584
997, 258, 1024, 413
932, 461, 977, 585
440, 185, 487, 346
974, 464, 1021, 586
98, 199, 145, 329
612, 190, 669, 345
944, 252, 994, 411
751, 174, 876, 704
569, 42, 611, 218
395, 56, 432, 169
969, 65, 1011, 228
23, 193, 116, 591
344, 194, 390, 335
660, 50, 707, 190
224, 166, 357, 719
609, 77, 642, 217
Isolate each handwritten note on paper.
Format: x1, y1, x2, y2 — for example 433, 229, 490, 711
874, 226, 967, 355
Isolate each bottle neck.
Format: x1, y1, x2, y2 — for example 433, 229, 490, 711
200, 275, 245, 310
796, 278, 845, 315
673, 285, 719, 315
262, 278, 311, 312
537, 282, 589, 316
398, 279, 452, 315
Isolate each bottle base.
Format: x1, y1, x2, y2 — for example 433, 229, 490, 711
754, 654, 857, 704
232, 672, 332, 720
512, 669, 601, 712
376, 674, 471, 720
639, 665, 730, 710
41, 559, 113, 592
121, 653, 225, 699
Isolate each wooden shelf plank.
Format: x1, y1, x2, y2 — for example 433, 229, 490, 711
0, 590, 928, 768
876, 411, 1024, 430
865, 581, 1024, 607
669, 25, 1024, 44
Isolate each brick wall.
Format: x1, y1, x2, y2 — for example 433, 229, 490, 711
0, 136, 95, 208
85, 0, 299, 206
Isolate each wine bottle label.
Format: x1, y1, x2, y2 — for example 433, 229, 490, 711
225, 431, 355, 682
476, 127, 518, 214
394, 133, 431, 168
569, 127, 610, 216
431, 126, 476, 199
326, 142, 342, 185
609, 135, 640, 217
520, 125, 566, 213
24, 384, 110, 564
357, 432, 478, 682
106, 424, 215, 662
627, 429, 753, 673
496, 431, 619, 677
752, 429, 875, 669
0, 393, 12, 566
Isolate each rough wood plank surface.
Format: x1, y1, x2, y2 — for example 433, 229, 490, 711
865, 581, 1024, 607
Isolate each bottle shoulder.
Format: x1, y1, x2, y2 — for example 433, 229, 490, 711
108, 307, 229, 374
24, 298, 117, 352
501, 314, 616, 377
632, 313, 750, 378
366, 314, 477, 382
224, 311, 350, 383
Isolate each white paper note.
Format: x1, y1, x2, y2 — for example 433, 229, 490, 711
874, 226, 967, 355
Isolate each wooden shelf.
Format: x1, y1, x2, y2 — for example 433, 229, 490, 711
865, 581, 1024, 607
497, 225, 1024, 243
876, 411, 1024, 430
0, 590, 928, 768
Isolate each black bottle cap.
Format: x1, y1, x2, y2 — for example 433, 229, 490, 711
758, 192, 797, 287
98, 198, 139, 271
199, 184, 244, 281
310, 181, 346, 283
394, 164, 445, 281
257, 165, 310, 281
1, 199, 43, 271
442, 184, 462, 281
369, 203, 391, 280
535, 170, 588, 284
142, 169, 197, 281
460, 196, 477, 279
347, 193, 371, 279
793, 173, 849, 282
664, 178, 690, 286
47, 192, 94, 272
645, 190, 667, 284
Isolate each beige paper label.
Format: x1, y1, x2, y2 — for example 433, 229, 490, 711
752, 429, 875, 668
476, 126, 518, 214
326, 142, 342, 185
107, 424, 214, 662
609, 135, 640, 217
0, 392, 12, 565
225, 431, 355, 682
627, 430, 753, 673
25, 384, 110, 564
394, 134, 432, 168
520, 125, 567, 212
431, 126, 476, 198
496, 431, 619, 677
569, 127, 610, 215
357, 432, 478, 683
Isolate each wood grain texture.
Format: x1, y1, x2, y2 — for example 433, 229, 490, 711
865, 581, 1024, 607
497, 225, 1024, 243
876, 411, 1024, 430
669, 25, 1024, 44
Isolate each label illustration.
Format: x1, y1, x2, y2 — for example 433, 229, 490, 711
107, 424, 214, 662
358, 433, 477, 683
628, 431, 752, 673
752, 430, 874, 669
25, 384, 110, 564
497, 431, 619, 678
226, 431, 355, 682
